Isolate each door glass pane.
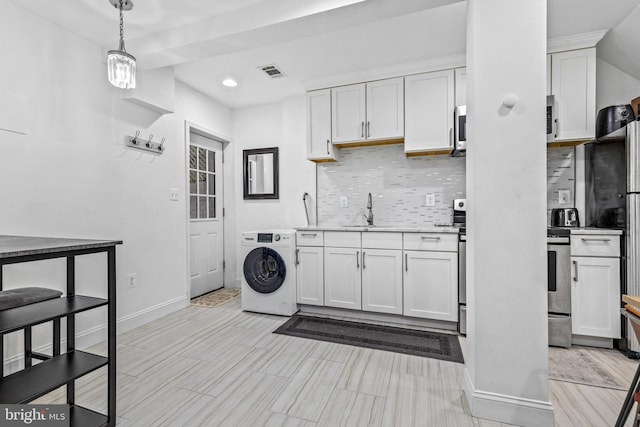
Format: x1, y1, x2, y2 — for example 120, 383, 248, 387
198, 172, 207, 194
199, 196, 208, 218
189, 171, 197, 194
198, 148, 206, 171
208, 173, 216, 196
208, 151, 215, 172
190, 196, 197, 219
208, 197, 216, 219
189, 146, 197, 169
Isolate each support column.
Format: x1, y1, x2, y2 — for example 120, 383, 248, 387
464, 1, 553, 426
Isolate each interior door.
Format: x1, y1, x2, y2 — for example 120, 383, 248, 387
189, 133, 224, 298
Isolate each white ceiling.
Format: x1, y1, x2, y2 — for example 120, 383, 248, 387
9, 0, 640, 109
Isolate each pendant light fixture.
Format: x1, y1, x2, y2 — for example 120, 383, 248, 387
107, 0, 136, 89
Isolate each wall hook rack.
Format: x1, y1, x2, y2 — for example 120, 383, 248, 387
125, 131, 166, 154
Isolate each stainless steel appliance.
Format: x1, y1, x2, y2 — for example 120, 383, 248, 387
453, 198, 467, 334
585, 117, 640, 354
547, 230, 572, 347
451, 106, 466, 157
550, 208, 580, 227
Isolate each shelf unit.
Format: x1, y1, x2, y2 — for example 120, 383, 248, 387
0, 236, 121, 427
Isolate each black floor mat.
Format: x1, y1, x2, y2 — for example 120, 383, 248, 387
274, 314, 464, 363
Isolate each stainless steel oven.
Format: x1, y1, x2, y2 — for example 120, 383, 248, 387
548, 234, 571, 347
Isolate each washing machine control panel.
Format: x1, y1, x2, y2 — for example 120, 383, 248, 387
257, 233, 273, 243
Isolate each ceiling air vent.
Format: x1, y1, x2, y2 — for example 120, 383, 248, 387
259, 64, 286, 78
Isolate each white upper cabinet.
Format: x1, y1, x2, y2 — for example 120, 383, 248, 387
546, 55, 552, 96
550, 48, 596, 142
332, 83, 366, 144
366, 78, 404, 141
454, 67, 467, 106
307, 89, 338, 162
332, 78, 404, 145
404, 70, 455, 154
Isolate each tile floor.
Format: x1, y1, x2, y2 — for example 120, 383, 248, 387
35, 298, 639, 426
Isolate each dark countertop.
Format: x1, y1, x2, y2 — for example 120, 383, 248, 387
0, 235, 122, 259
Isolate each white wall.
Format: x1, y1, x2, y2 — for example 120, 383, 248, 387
596, 58, 640, 111
465, 0, 552, 425
231, 96, 316, 285
0, 2, 231, 364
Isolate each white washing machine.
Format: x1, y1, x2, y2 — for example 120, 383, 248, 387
241, 230, 298, 316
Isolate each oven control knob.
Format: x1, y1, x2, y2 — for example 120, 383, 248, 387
274, 234, 281, 242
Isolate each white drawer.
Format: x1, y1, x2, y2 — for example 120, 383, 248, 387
296, 231, 324, 247
324, 231, 361, 248
362, 232, 402, 250
403, 233, 458, 252
571, 234, 620, 257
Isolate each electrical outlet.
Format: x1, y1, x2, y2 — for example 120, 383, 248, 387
558, 189, 570, 204
340, 196, 348, 208
170, 188, 179, 201
425, 193, 436, 207
127, 273, 136, 288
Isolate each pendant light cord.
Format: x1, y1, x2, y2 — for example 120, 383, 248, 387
118, 0, 127, 52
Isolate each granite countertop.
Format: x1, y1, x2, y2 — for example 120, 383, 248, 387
295, 225, 460, 233
569, 228, 623, 235
0, 235, 123, 259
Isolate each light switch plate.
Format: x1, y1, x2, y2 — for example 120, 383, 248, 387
340, 196, 348, 208
426, 193, 436, 207
558, 189, 570, 204
170, 188, 179, 201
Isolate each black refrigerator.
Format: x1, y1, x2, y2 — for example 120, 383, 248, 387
585, 121, 640, 355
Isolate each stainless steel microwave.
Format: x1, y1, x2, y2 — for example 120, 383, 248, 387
451, 105, 466, 157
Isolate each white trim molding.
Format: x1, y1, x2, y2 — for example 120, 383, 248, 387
464, 368, 554, 427
547, 30, 608, 54
303, 54, 466, 91
117, 295, 188, 334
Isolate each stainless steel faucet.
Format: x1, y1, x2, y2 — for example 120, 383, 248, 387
364, 193, 374, 226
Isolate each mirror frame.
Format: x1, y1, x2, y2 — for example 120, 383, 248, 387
243, 147, 279, 200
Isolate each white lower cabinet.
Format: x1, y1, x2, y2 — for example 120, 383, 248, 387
324, 247, 362, 310
571, 255, 621, 338
361, 249, 403, 315
296, 246, 324, 306
403, 250, 458, 321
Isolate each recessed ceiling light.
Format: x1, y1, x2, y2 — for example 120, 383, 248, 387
222, 78, 238, 87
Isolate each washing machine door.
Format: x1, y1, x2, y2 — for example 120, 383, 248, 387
243, 247, 286, 294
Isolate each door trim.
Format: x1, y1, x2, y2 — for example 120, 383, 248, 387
184, 120, 231, 300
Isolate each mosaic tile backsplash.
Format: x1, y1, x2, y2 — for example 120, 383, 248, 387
316, 144, 575, 227
317, 144, 466, 227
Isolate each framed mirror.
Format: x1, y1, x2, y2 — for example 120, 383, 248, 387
243, 147, 279, 200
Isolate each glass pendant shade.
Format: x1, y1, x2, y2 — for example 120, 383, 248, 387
107, 40, 136, 89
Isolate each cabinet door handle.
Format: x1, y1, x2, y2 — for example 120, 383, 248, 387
326, 139, 330, 155
581, 237, 611, 243
572, 260, 578, 282
362, 251, 366, 269
421, 236, 441, 241
361, 121, 365, 138
295, 248, 300, 265
449, 127, 453, 147
405, 253, 408, 272
356, 251, 360, 269
301, 233, 317, 237
367, 121, 370, 138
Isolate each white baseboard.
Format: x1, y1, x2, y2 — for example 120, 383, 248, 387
464, 368, 554, 427
3, 295, 188, 374
117, 295, 188, 334
571, 335, 613, 349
